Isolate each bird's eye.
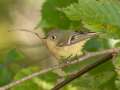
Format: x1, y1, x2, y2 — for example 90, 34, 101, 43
50, 35, 56, 40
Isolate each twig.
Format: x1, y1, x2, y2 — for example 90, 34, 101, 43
0, 48, 120, 90
52, 54, 113, 90
8, 29, 44, 40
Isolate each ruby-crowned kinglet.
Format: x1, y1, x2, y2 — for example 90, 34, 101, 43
43, 29, 98, 61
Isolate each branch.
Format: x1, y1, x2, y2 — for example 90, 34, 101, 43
52, 54, 113, 90
8, 29, 44, 40
0, 48, 120, 90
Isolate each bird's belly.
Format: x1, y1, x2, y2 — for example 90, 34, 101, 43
56, 40, 87, 59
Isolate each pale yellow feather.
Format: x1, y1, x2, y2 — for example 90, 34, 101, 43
45, 39, 88, 60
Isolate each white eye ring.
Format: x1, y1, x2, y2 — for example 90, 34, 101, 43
50, 35, 56, 40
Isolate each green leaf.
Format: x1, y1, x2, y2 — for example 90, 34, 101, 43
62, 0, 120, 26
113, 54, 120, 89
61, 0, 120, 38
63, 60, 116, 90
83, 37, 110, 52
39, 0, 78, 31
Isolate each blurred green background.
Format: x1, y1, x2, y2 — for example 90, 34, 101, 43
0, 0, 120, 90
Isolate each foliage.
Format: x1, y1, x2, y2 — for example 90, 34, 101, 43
39, 0, 80, 32
1, 0, 120, 90
61, 0, 120, 39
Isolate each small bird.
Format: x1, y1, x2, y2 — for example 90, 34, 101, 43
41, 29, 98, 77
43, 29, 98, 61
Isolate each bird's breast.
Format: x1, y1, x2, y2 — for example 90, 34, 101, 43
46, 40, 87, 60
